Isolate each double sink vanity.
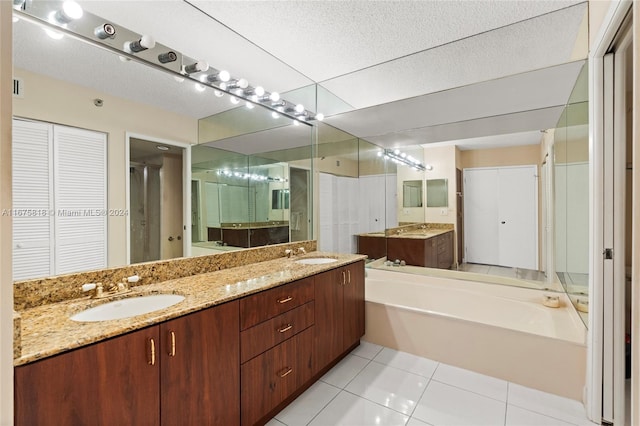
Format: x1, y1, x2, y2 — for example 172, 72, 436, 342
13, 244, 365, 426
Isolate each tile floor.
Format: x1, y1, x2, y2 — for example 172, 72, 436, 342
267, 341, 596, 426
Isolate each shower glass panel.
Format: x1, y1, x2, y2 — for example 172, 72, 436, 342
130, 164, 161, 263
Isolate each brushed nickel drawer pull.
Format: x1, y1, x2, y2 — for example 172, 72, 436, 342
278, 367, 293, 378
347, 270, 351, 284
169, 331, 176, 357
277, 296, 293, 304
278, 324, 293, 333
148, 338, 156, 366
341, 271, 346, 285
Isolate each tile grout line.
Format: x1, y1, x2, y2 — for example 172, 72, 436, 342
428, 377, 508, 404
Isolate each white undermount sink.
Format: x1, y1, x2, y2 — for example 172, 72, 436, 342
70, 294, 185, 322
295, 258, 338, 265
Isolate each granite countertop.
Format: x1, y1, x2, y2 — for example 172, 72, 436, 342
386, 229, 452, 239
15, 251, 365, 367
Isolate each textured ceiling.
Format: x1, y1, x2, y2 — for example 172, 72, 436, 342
13, 0, 589, 154
193, 0, 583, 82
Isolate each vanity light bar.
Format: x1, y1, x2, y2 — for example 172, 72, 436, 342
13, 0, 324, 124
378, 149, 427, 171
216, 170, 287, 182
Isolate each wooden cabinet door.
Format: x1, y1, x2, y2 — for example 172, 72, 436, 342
160, 300, 240, 426
343, 261, 365, 349
15, 327, 160, 426
314, 269, 344, 373
241, 327, 315, 426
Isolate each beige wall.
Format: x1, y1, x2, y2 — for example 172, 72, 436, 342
460, 144, 541, 169
0, 2, 13, 422
12, 69, 197, 268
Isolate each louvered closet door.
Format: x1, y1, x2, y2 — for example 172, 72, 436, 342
53, 126, 107, 275
12, 119, 54, 280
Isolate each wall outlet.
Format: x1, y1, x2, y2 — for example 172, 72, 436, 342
440, 209, 447, 216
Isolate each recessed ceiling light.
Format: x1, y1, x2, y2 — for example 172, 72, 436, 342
156, 145, 169, 151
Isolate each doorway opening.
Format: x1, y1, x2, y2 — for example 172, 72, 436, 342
127, 135, 190, 263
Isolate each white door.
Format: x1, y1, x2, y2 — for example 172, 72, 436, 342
463, 168, 499, 265
498, 166, 538, 269
464, 166, 538, 269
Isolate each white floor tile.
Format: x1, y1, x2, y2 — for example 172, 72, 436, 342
432, 363, 508, 402
264, 419, 286, 426
320, 354, 370, 389
275, 381, 341, 426
506, 404, 575, 426
413, 380, 506, 426
345, 362, 428, 415
508, 383, 592, 425
351, 340, 384, 360
308, 391, 409, 426
373, 347, 439, 379
406, 418, 431, 426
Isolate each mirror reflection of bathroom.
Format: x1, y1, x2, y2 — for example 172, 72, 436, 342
402, 180, 423, 207
129, 138, 184, 263
426, 179, 448, 207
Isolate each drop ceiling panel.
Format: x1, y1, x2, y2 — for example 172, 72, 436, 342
321, 3, 587, 109
78, 0, 313, 93
193, 0, 584, 82
362, 106, 565, 148
204, 124, 313, 156
421, 131, 544, 151
324, 60, 584, 140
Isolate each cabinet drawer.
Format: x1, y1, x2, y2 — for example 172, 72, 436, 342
241, 301, 315, 363
240, 277, 314, 330
437, 244, 448, 254
241, 326, 315, 426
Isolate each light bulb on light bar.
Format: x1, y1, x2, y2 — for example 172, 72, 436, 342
51, 1, 83, 25
383, 149, 426, 171
229, 96, 240, 105
206, 70, 230, 84
124, 35, 155, 53
294, 104, 305, 113
183, 60, 209, 74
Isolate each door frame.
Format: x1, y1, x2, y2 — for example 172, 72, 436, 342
588, 1, 634, 423
125, 132, 191, 263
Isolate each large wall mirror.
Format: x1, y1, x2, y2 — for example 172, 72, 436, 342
11, 4, 316, 280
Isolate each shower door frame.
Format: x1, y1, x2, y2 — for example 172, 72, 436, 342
124, 132, 192, 264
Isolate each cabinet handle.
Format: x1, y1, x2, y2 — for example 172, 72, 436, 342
278, 367, 293, 378
277, 296, 293, 304
168, 331, 176, 357
347, 270, 351, 284
148, 338, 156, 366
341, 271, 346, 286
278, 324, 293, 333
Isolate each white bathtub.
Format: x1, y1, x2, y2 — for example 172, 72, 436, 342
363, 268, 587, 401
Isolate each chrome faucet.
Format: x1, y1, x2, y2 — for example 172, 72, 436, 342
297, 247, 306, 255
285, 249, 293, 258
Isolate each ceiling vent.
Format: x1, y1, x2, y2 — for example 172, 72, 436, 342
13, 78, 24, 98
